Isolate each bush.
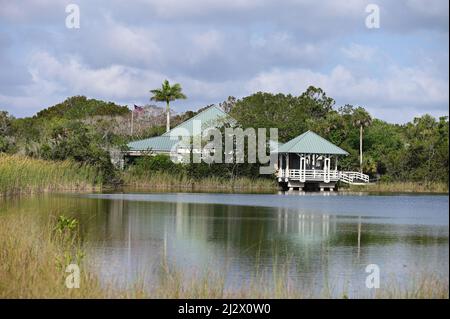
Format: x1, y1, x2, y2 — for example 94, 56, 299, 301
40, 121, 118, 183
130, 154, 182, 176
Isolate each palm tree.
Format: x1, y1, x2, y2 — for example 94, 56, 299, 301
352, 107, 372, 173
150, 80, 187, 132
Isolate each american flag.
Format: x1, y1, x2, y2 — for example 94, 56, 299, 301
133, 104, 144, 115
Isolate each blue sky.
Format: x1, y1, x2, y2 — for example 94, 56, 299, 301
0, 0, 448, 123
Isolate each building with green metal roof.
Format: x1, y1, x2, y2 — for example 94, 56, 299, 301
276, 131, 368, 191
127, 135, 178, 153
124, 105, 369, 190
161, 105, 235, 137
126, 105, 234, 154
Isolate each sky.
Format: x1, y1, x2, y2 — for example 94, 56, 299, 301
0, 0, 448, 123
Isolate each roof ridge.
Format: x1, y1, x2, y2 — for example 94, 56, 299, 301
183, 104, 223, 122
128, 135, 172, 143
308, 130, 338, 146
284, 130, 308, 152
163, 105, 226, 136
278, 130, 348, 155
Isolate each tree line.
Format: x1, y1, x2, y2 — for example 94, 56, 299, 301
0, 86, 448, 185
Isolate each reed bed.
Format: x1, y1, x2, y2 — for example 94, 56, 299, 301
122, 171, 278, 193
0, 212, 447, 299
0, 154, 101, 196
343, 181, 448, 193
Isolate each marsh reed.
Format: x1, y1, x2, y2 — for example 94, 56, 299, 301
121, 171, 278, 193
0, 154, 101, 196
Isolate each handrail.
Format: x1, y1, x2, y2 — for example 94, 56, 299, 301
277, 169, 370, 184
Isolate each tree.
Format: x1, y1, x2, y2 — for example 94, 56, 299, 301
40, 120, 118, 183
150, 80, 187, 132
0, 111, 13, 136
219, 96, 237, 113
0, 111, 14, 152
352, 107, 372, 172
35, 96, 129, 120
299, 86, 335, 119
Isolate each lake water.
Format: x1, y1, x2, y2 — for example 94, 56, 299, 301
1, 191, 448, 297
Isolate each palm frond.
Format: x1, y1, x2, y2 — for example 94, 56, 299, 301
149, 80, 187, 103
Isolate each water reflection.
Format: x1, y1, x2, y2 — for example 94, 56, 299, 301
1, 193, 448, 296
73, 195, 448, 295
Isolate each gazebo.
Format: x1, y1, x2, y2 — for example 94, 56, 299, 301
276, 131, 368, 191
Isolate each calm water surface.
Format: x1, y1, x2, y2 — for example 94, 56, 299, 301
2, 191, 448, 296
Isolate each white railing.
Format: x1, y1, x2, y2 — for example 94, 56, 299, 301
278, 169, 339, 182
339, 171, 370, 184
277, 169, 369, 184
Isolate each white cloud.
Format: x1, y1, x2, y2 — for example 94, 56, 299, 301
139, 0, 266, 18
28, 51, 164, 99
0, 0, 448, 122
406, 0, 449, 18
341, 43, 377, 62
245, 63, 449, 122
103, 21, 162, 66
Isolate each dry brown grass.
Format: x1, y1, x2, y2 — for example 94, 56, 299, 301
122, 171, 278, 193
0, 154, 101, 196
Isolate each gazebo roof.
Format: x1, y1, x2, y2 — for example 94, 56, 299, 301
277, 130, 349, 155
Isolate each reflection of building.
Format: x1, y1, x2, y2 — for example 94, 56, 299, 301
276, 208, 334, 239
92, 197, 373, 293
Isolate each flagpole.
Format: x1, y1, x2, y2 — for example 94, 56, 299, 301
131, 109, 134, 136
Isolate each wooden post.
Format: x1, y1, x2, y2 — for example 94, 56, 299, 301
277, 153, 280, 173
324, 156, 330, 183
313, 154, 316, 178
286, 153, 289, 179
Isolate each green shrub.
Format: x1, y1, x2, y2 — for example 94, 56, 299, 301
130, 154, 182, 176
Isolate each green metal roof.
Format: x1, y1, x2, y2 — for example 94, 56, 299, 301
127, 108, 347, 156
162, 105, 234, 136
127, 105, 234, 151
127, 135, 179, 152
277, 130, 349, 155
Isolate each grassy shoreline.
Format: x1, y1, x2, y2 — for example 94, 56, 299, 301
0, 154, 102, 196
0, 154, 447, 195
121, 171, 278, 193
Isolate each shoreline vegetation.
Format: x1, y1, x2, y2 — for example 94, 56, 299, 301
121, 171, 278, 193
0, 154, 101, 196
0, 212, 447, 299
0, 154, 448, 196
1, 91, 448, 197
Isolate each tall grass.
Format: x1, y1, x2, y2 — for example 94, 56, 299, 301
122, 171, 278, 193
0, 212, 447, 299
343, 181, 448, 193
0, 154, 102, 196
